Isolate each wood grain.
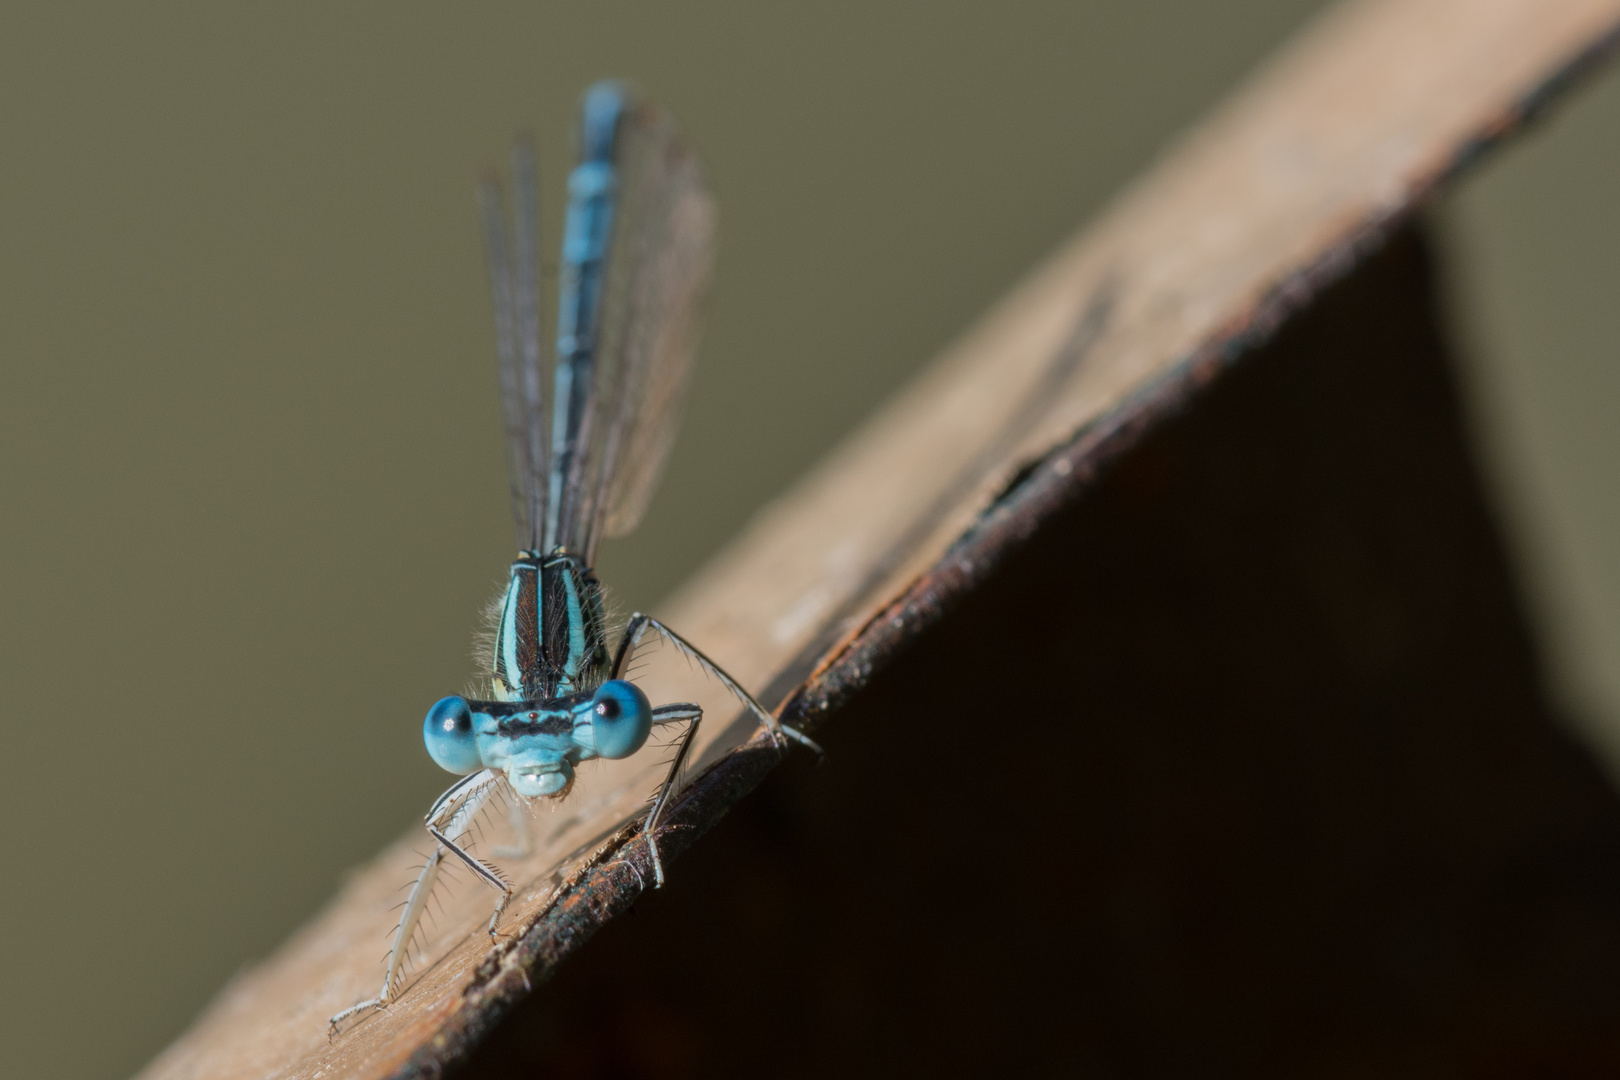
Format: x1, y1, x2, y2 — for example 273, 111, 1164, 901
136, 1, 1620, 1077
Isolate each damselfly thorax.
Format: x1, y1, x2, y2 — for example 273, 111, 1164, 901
490, 548, 610, 702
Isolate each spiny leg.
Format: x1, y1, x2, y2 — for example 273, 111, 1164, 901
329, 769, 506, 1037
328, 845, 447, 1037
424, 774, 514, 938
640, 703, 703, 887
613, 613, 822, 755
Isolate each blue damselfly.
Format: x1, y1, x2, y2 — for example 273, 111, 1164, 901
331, 81, 814, 1034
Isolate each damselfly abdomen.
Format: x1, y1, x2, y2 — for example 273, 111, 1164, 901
331, 81, 814, 1035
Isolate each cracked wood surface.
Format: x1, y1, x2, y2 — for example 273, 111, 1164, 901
136, 1, 1620, 1076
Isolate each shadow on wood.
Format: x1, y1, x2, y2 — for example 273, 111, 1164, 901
463, 225, 1620, 1077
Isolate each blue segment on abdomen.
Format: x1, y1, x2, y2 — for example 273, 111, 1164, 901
548, 82, 628, 550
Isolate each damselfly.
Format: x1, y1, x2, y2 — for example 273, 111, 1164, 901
331, 81, 815, 1034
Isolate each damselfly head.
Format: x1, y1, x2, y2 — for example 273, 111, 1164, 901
496, 680, 651, 798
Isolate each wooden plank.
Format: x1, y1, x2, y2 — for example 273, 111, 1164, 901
136, 1, 1620, 1077
462, 224, 1620, 1075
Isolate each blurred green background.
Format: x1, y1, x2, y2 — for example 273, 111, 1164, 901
2, 2, 1619, 1077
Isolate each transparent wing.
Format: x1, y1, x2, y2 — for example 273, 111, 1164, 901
554, 94, 716, 562
479, 140, 550, 550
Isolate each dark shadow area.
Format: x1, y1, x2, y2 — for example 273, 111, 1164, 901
459, 224, 1620, 1077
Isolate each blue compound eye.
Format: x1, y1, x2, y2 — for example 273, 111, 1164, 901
423, 696, 481, 774
589, 680, 651, 760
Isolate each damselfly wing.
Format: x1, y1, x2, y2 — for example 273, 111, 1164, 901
486, 86, 713, 562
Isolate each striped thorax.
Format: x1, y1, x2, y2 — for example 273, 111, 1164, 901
490, 548, 611, 702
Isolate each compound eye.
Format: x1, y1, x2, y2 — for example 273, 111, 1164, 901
589, 680, 652, 760
423, 696, 481, 774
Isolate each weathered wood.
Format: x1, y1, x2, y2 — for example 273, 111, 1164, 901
464, 222, 1620, 1077
136, 1, 1620, 1077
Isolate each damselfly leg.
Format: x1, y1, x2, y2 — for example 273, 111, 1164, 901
639, 702, 703, 886
614, 612, 822, 756
328, 770, 503, 1037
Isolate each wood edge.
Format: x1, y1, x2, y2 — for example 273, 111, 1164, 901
776, 12, 1620, 735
